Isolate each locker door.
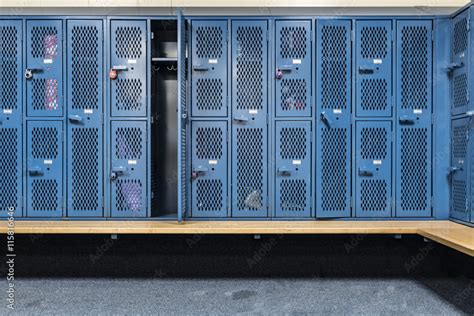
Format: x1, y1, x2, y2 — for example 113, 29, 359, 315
0, 21, 22, 217
191, 20, 228, 117
110, 20, 147, 117
275, 121, 311, 218
231, 20, 268, 217
67, 20, 104, 217
191, 121, 228, 217
275, 20, 311, 117
396, 20, 432, 217
355, 122, 392, 217
26, 121, 63, 217
26, 20, 63, 117
110, 121, 147, 217
451, 10, 470, 116
316, 20, 352, 218
450, 118, 469, 222
356, 20, 392, 117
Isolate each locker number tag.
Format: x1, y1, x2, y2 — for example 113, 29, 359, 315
373, 59, 382, 64
209, 59, 218, 64
209, 160, 218, 165
292, 160, 302, 165
44, 160, 53, 165
413, 109, 422, 114
84, 109, 93, 114
128, 59, 137, 64
3, 109, 12, 114
128, 160, 137, 165
249, 109, 258, 114
373, 160, 382, 165
333, 109, 342, 114
292, 59, 302, 64
44, 59, 53, 64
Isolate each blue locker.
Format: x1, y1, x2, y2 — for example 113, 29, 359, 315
26, 121, 63, 217
355, 121, 392, 217
0, 21, 22, 217
450, 118, 469, 221
275, 20, 312, 117
110, 20, 147, 117
191, 20, 228, 117
451, 10, 470, 116
356, 20, 392, 117
110, 121, 147, 217
316, 20, 352, 218
26, 20, 63, 117
275, 121, 311, 217
66, 20, 104, 217
231, 20, 268, 217
191, 121, 228, 217
396, 20, 432, 217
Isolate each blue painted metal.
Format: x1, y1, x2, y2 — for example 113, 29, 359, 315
231, 20, 268, 217
110, 120, 147, 217
26, 19, 63, 117
0, 20, 22, 218
275, 20, 312, 117
355, 121, 392, 217
191, 121, 228, 217
315, 19, 352, 218
395, 20, 432, 217
355, 20, 392, 117
191, 20, 228, 117
275, 121, 311, 218
451, 9, 470, 117
66, 20, 104, 217
110, 20, 147, 117
26, 120, 63, 217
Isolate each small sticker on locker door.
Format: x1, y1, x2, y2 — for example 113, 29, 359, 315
249, 109, 258, 114
373, 59, 382, 64
44, 59, 53, 64
209, 59, 218, 64
413, 109, 422, 114
292, 160, 302, 165
209, 160, 218, 165
44, 160, 53, 165
84, 109, 93, 114
373, 160, 382, 165
292, 59, 302, 64
128, 59, 137, 64
333, 109, 342, 114
128, 160, 137, 165
3, 109, 12, 114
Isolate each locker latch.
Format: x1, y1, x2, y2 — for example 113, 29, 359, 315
28, 166, 43, 175
448, 166, 462, 173
399, 115, 416, 125
446, 62, 464, 73
275, 65, 292, 79
110, 166, 127, 180
193, 65, 210, 71
277, 166, 291, 175
233, 114, 249, 122
68, 115, 83, 123
320, 111, 332, 128
358, 66, 375, 75
25, 68, 42, 79
110, 65, 129, 80
358, 167, 374, 177
191, 166, 208, 180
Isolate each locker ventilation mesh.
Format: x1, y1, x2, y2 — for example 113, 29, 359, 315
453, 179, 467, 215
280, 26, 307, 59
31, 26, 58, 60
360, 26, 388, 59
195, 127, 223, 160
115, 127, 143, 160
237, 128, 264, 211
454, 17, 468, 55
453, 73, 468, 110
32, 127, 58, 159
280, 179, 307, 211
32, 79, 59, 111
361, 180, 388, 212
321, 25, 348, 109
321, 128, 348, 211
196, 179, 223, 211
196, 79, 223, 111
280, 79, 307, 111
71, 26, 99, 110
0, 128, 18, 212
361, 79, 388, 111
32, 179, 58, 211
115, 26, 143, 59
361, 127, 387, 160
280, 127, 307, 159
0, 26, 19, 110
453, 124, 468, 159
452, 124, 468, 216
400, 26, 429, 110
115, 79, 143, 112
401, 128, 428, 211
71, 128, 99, 211
116, 179, 142, 212
236, 26, 264, 110
196, 26, 223, 59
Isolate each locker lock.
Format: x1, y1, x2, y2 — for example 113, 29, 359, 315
110, 166, 127, 180
109, 65, 129, 80
25, 68, 41, 80
191, 166, 208, 180
275, 69, 283, 80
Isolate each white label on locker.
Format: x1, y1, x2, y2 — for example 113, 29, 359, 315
128, 160, 137, 165
128, 59, 137, 64
209, 160, 218, 165
292, 59, 302, 64
84, 109, 93, 114
373, 59, 382, 64
249, 109, 258, 114
333, 109, 342, 114
373, 160, 382, 165
414, 109, 423, 114
3, 109, 12, 114
208, 59, 218, 64
292, 160, 302, 165
44, 160, 53, 165
44, 59, 53, 64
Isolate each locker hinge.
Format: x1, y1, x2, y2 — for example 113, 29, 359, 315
431, 31, 434, 42
266, 196, 269, 209
351, 29, 355, 42
151, 32, 154, 40
467, 17, 471, 32
310, 30, 313, 42
467, 90, 470, 102
266, 113, 270, 125
227, 196, 230, 210
227, 28, 230, 42
266, 29, 269, 42
391, 29, 394, 42
226, 129, 230, 142
431, 114, 435, 125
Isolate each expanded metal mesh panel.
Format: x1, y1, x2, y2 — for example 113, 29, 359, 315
400, 128, 428, 211
32, 78, 59, 111
31, 179, 58, 211
321, 128, 348, 211
360, 26, 388, 59
454, 16, 468, 56
195, 127, 223, 160
453, 124, 468, 158
196, 26, 223, 59
280, 79, 307, 112
361, 179, 388, 211
279, 127, 307, 160
236, 128, 264, 211
115, 79, 143, 112
453, 73, 468, 110
279, 179, 307, 211
32, 127, 58, 159
71, 25, 100, 110
71, 128, 99, 211
236, 26, 264, 110
0, 128, 19, 212
453, 179, 467, 215
115, 26, 143, 59
196, 79, 223, 111
400, 26, 430, 110
196, 179, 223, 212
115, 179, 143, 212
31, 26, 58, 60
115, 127, 143, 160
279, 26, 307, 59
0, 26, 19, 110
360, 127, 388, 160
361, 79, 388, 111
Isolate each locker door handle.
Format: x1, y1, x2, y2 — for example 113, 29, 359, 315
110, 166, 127, 180
194, 166, 208, 172
446, 62, 464, 72
359, 67, 375, 74
193, 65, 209, 71
277, 166, 291, 175
278, 65, 293, 71
233, 114, 249, 122
358, 167, 374, 177
68, 115, 83, 123
111, 65, 129, 71
449, 166, 462, 173
25, 68, 42, 79
399, 115, 416, 125
29, 166, 43, 175
320, 111, 332, 128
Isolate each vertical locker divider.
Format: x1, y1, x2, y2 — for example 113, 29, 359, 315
146, 18, 151, 218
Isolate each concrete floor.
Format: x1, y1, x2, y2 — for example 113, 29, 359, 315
1, 234, 473, 315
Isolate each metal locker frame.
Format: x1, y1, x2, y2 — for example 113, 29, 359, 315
451, 9, 470, 117
66, 19, 104, 217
